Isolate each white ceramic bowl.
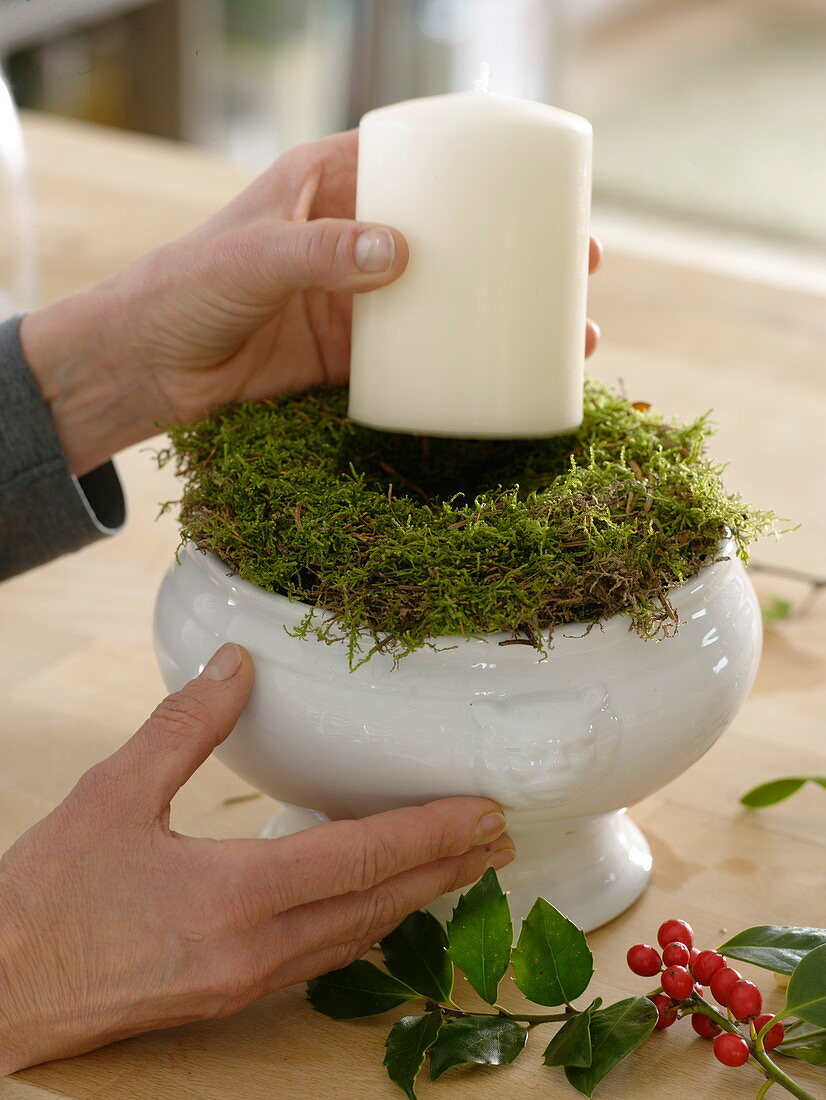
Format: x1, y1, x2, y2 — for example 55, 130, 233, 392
154, 541, 761, 931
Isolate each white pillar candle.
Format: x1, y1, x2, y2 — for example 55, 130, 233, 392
348, 88, 592, 438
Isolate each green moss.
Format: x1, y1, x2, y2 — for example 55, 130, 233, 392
160, 380, 776, 666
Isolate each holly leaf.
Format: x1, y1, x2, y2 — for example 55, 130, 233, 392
428, 1015, 527, 1080
718, 926, 826, 976
384, 1011, 443, 1099
777, 1020, 826, 1065
381, 910, 454, 1002
447, 868, 513, 1005
512, 898, 593, 1007
307, 960, 419, 1019
740, 777, 826, 808
564, 997, 658, 1097
784, 943, 826, 1026
543, 1012, 592, 1070
543, 1000, 601, 1068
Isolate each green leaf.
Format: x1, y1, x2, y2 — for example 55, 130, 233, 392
740, 776, 826, 807
740, 778, 807, 807
384, 1012, 443, 1099
543, 1001, 601, 1068
784, 943, 826, 1026
447, 868, 513, 1005
777, 1020, 826, 1065
718, 926, 826, 976
307, 960, 419, 1019
429, 1016, 527, 1081
761, 597, 792, 621
381, 910, 454, 1002
564, 997, 658, 1098
512, 898, 593, 1007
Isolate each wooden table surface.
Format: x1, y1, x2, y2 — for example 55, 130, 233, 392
1, 112, 824, 1100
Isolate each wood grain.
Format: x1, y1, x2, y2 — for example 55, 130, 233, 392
0, 112, 824, 1099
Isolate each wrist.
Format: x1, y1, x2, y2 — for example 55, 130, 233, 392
19, 286, 163, 476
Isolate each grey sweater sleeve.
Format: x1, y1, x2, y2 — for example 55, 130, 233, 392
0, 314, 125, 581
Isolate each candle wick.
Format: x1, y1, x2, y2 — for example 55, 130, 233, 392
474, 62, 491, 93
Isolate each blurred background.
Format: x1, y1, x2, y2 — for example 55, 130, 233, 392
1, 0, 826, 306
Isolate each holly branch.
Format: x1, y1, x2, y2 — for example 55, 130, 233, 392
306, 871, 826, 1098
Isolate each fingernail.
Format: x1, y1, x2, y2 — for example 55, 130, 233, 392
473, 811, 507, 845
488, 846, 516, 871
201, 643, 242, 682
355, 227, 395, 273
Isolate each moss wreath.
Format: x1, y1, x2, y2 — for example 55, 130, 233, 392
160, 379, 774, 667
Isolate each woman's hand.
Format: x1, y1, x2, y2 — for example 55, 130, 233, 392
0, 644, 513, 1073
20, 130, 602, 477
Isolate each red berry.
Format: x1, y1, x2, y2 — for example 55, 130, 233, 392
710, 966, 743, 1007
754, 1014, 785, 1051
693, 949, 727, 985
657, 918, 695, 950
650, 994, 678, 1029
691, 1013, 721, 1040
728, 980, 763, 1021
689, 947, 700, 967
713, 1032, 750, 1067
663, 941, 691, 968
661, 965, 695, 1000
627, 943, 662, 977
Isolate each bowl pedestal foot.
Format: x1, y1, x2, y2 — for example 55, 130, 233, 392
429, 808, 652, 934
260, 803, 651, 935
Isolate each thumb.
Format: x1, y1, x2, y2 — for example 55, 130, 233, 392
106, 644, 254, 818
268, 218, 409, 294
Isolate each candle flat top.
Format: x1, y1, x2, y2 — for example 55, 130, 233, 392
360, 91, 592, 138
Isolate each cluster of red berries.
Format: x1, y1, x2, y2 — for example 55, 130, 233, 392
626, 918, 784, 1068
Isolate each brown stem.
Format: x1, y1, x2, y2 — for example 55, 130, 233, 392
498, 1010, 573, 1024
423, 1001, 573, 1025
749, 561, 826, 588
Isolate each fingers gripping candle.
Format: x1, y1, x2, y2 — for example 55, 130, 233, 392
348, 85, 592, 438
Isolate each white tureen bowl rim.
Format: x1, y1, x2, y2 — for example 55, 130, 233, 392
176, 535, 738, 653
